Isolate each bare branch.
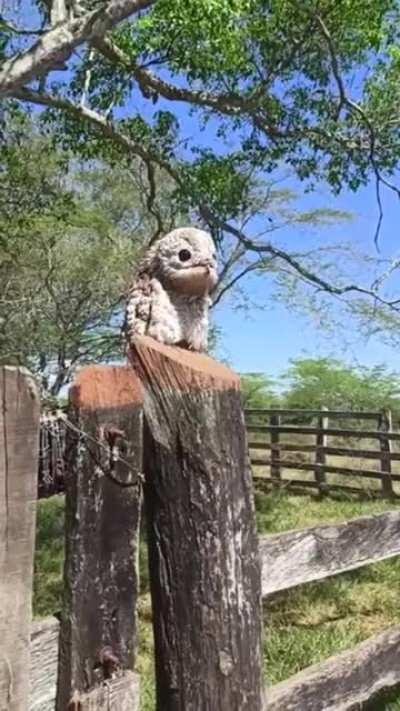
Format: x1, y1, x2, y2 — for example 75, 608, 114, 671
0, 0, 155, 97
201, 205, 400, 313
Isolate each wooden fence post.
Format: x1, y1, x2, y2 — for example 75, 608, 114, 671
315, 407, 328, 493
378, 409, 394, 498
270, 413, 281, 487
130, 336, 263, 711
56, 365, 143, 710
0, 367, 40, 711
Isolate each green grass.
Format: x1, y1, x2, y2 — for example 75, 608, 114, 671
33, 495, 65, 618
33, 491, 400, 710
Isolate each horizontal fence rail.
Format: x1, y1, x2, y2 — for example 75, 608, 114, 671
246, 408, 383, 418
266, 625, 400, 711
260, 510, 400, 596
246, 408, 398, 498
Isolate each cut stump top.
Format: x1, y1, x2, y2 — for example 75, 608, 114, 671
129, 336, 240, 392
70, 364, 143, 411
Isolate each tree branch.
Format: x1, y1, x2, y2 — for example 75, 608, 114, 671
93, 36, 266, 115
314, 13, 400, 248
50, 0, 69, 26
212, 258, 277, 308
0, 0, 155, 97
14, 87, 179, 182
201, 205, 400, 313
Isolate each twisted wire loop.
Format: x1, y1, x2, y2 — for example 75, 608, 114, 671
39, 412, 144, 497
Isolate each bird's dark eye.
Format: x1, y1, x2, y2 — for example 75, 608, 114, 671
178, 249, 191, 262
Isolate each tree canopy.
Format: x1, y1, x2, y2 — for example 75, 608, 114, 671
2, 0, 400, 369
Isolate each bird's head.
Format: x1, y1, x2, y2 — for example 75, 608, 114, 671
145, 227, 218, 297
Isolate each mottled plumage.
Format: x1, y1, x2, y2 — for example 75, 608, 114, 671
125, 227, 218, 352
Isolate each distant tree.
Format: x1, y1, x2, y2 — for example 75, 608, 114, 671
1, 108, 356, 397
240, 373, 279, 409
282, 357, 400, 417
0, 113, 156, 395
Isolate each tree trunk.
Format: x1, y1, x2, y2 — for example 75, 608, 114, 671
130, 336, 263, 711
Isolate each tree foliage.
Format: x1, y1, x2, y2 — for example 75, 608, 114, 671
2, 0, 400, 364
242, 357, 400, 418
0, 1, 399, 313
0, 112, 155, 394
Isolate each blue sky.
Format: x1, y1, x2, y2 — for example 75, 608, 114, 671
213, 182, 400, 375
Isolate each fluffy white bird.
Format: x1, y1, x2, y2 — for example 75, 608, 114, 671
125, 227, 218, 352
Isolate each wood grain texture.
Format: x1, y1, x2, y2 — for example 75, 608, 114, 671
0, 367, 40, 711
266, 625, 400, 710
56, 365, 143, 709
260, 510, 400, 596
129, 334, 240, 392
130, 336, 262, 711
71, 672, 140, 711
29, 617, 59, 711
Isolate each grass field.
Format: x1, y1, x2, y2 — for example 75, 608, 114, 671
34, 490, 400, 710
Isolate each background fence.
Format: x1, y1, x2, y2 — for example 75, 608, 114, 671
39, 407, 400, 500
246, 407, 400, 497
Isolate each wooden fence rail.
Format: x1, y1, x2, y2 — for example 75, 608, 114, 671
246, 407, 398, 497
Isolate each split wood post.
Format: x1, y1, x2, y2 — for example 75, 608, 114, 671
270, 413, 281, 487
0, 367, 40, 711
378, 408, 394, 498
56, 365, 143, 710
130, 336, 263, 711
314, 407, 328, 494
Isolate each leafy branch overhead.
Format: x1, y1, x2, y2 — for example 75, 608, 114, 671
2, 0, 400, 318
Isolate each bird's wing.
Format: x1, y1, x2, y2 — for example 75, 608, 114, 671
124, 273, 154, 342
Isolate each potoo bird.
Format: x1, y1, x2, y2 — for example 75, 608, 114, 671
125, 227, 218, 352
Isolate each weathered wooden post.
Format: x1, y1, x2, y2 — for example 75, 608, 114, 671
315, 407, 328, 493
56, 365, 142, 710
0, 367, 40, 711
270, 413, 281, 487
130, 336, 263, 711
378, 408, 394, 498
